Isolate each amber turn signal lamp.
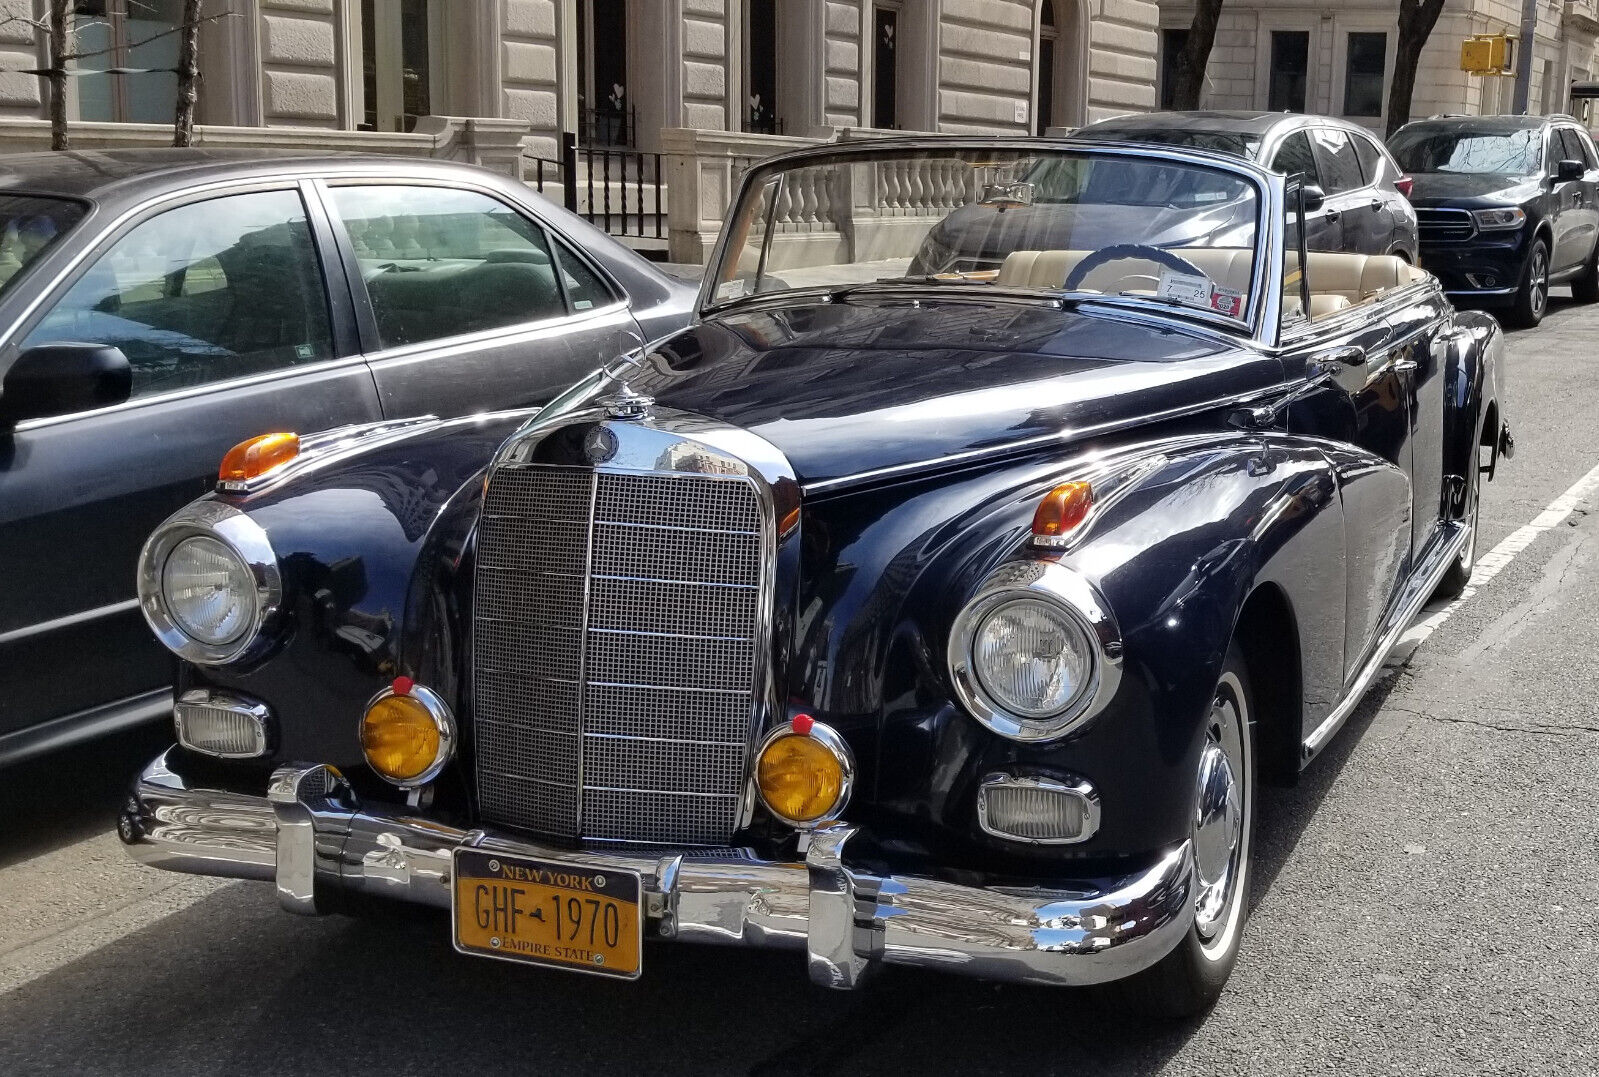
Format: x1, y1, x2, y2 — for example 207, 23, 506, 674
1031, 481, 1094, 548
219, 432, 300, 486
359, 679, 455, 787
755, 715, 853, 828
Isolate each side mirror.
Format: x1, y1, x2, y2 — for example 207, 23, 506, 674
0, 343, 132, 426
1300, 184, 1327, 213
1310, 345, 1368, 394
1555, 158, 1585, 183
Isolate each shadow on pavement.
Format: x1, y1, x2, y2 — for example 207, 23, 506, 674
0, 722, 172, 870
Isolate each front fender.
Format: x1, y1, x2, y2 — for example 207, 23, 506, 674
1444, 310, 1506, 511
830, 434, 1353, 864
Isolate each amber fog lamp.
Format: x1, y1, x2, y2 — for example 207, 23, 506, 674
359, 678, 456, 787
755, 715, 854, 828
1031, 481, 1094, 548
219, 432, 300, 487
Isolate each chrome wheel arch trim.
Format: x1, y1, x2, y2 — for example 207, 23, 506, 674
137, 499, 283, 667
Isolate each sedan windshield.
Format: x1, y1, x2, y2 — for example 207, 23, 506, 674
0, 195, 84, 297
709, 147, 1261, 328
1389, 126, 1541, 177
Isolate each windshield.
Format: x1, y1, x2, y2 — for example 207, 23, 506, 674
0, 195, 84, 297
709, 147, 1261, 328
1389, 126, 1541, 176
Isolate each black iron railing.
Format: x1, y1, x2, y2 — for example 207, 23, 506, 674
523, 132, 665, 243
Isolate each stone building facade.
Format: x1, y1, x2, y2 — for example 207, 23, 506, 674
0, 1, 1162, 152
1156, 0, 1599, 132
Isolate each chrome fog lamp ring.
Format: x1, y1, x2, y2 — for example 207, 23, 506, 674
138, 501, 282, 666
947, 560, 1122, 743
976, 772, 1101, 845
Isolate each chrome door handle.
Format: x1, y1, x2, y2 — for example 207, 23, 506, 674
1392, 357, 1418, 373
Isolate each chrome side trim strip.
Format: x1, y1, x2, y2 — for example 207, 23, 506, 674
0, 597, 140, 646
1301, 522, 1468, 761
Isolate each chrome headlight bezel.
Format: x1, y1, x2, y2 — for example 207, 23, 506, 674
947, 560, 1122, 743
138, 500, 282, 666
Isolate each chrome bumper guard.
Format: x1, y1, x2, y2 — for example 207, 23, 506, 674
120, 750, 1195, 989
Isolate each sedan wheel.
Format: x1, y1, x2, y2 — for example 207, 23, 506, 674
1510, 239, 1549, 328
1118, 647, 1256, 1017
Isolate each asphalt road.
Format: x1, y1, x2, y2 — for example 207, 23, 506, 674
3, 296, 1598, 1076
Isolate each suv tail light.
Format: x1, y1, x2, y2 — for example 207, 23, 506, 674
1396, 175, 1414, 198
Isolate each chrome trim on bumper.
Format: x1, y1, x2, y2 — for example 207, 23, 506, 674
121, 750, 1195, 989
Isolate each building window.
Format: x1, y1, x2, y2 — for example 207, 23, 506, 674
72, 0, 184, 124
1037, 0, 1057, 135
1160, 28, 1189, 111
360, 0, 436, 132
1268, 31, 1309, 113
578, 0, 631, 145
1343, 32, 1387, 118
873, 2, 900, 129
744, 0, 780, 133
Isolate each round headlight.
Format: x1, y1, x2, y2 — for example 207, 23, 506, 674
970, 597, 1093, 719
948, 561, 1122, 743
754, 717, 854, 828
360, 683, 455, 787
162, 535, 256, 646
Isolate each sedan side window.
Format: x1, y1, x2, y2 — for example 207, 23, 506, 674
1271, 131, 1319, 186
328, 185, 570, 348
22, 189, 333, 403
1309, 129, 1364, 193
1351, 134, 1387, 186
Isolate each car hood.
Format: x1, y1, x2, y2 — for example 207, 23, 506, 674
618, 298, 1283, 491
1407, 172, 1541, 205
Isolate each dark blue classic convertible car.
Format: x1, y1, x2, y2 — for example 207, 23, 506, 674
121, 138, 1512, 1014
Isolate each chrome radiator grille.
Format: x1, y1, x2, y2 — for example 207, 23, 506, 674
472, 463, 765, 845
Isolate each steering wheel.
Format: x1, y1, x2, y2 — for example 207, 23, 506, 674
1063, 244, 1205, 291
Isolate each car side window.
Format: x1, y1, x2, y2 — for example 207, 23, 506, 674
548, 234, 618, 312
1557, 128, 1589, 169
328, 185, 570, 349
1351, 134, 1387, 186
1309, 129, 1363, 193
1271, 131, 1319, 186
22, 189, 333, 402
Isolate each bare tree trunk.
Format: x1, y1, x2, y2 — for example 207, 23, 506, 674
1387, 0, 1447, 137
47, 0, 69, 151
173, 0, 202, 147
1168, 0, 1225, 111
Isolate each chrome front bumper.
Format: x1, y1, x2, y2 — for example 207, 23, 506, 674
120, 749, 1195, 989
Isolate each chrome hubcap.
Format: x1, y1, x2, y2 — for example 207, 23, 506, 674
1192, 674, 1250, 950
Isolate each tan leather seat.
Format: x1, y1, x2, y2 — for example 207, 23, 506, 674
1293, 252, 1426, 302
998, 247, 1255, 295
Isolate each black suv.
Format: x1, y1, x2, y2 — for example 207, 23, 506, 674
1390, 115, 1599, 328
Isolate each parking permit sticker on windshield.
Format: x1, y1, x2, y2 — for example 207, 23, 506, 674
1209, 286, 1244, 319
716, 279, 750, 301
1157, 269, 1211, 307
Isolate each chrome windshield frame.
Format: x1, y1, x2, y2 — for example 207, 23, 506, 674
696, 136, 1286, 347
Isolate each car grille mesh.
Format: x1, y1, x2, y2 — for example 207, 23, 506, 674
1417, 208, 1475, 243
473, 463, 764, 845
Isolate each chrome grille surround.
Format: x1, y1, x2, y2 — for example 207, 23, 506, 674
471, 406, 786, 847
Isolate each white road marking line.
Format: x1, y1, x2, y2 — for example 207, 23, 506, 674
1394, 458, 1599, 658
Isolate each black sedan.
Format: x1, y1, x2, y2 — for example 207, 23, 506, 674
122, 138, 1510, 1016
1075, 110, 1419, 261
0, 149, 695, 766
1389, 115, 1599, 327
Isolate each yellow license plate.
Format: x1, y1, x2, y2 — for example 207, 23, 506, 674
452, 849, 642, 979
